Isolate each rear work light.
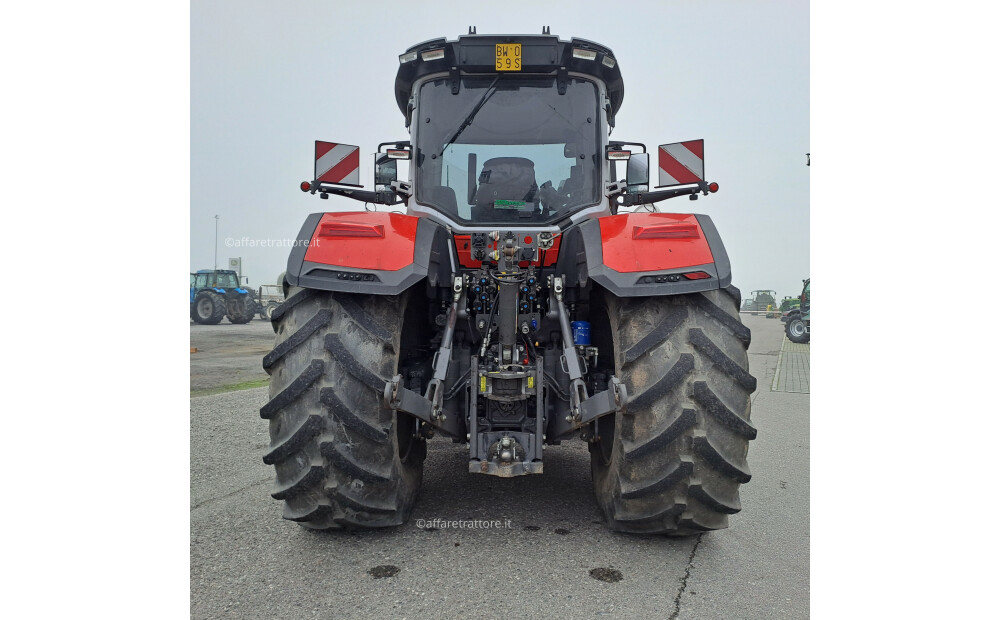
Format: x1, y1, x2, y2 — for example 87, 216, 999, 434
683, 271, 711, 280
420, 48, 445, 61
572, 48, 597, 61
632, 223, 700, 239
386, 149, 410, 159
318, 222, 385, 238
606, 150, 631, 161
398, 51, 418, 64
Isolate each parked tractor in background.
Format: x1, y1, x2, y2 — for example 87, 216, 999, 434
190, 269, 256, 325
261, 31, 756, 536
784, 278, 810, 343
779, 296, 801, 323
748, 289, 778, 317
255, 284, 283, 320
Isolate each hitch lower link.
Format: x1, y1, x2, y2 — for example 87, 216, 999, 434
383, 276, 463, 428
552, 276, 628, 429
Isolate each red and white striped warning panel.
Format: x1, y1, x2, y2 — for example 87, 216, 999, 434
657, 140, 704, 187
314, 141, 361, 187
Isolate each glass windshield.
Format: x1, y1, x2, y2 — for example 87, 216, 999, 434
217, 273, 239, 288
415, 76, 601, 224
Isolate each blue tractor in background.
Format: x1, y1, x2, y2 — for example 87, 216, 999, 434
190, 269, 255, 325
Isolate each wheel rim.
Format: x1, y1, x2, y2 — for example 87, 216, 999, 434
266, 305, 275, 320
790, 320, 805, 337
197, 298, 214, 318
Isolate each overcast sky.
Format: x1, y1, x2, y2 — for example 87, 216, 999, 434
191, 0, 808, 299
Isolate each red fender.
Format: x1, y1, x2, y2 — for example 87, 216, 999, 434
304, 212, 418, 271
598, 213, 715, 273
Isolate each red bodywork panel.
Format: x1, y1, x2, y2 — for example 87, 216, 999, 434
454, 235, 561, 269
304, 212, 418, 271
599, 213, 715, 272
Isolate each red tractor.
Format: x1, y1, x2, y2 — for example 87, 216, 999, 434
262, 31, 756, 535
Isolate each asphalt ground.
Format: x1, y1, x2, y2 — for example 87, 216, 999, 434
190, 314, 808, 619
189, 318, 274, 392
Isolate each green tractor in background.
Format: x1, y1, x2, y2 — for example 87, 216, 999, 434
784, 279, 810, 343
779, 295, 801, 323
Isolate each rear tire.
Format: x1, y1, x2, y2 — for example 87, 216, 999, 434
590, 286, 757, 535
785, 316, 809, 343
192, 291, 225, 325
261, 287, 426, 529
226, 294, 255, 324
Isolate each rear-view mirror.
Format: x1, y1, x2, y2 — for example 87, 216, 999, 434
374, 153, 397, 190
626, 153, 649, 193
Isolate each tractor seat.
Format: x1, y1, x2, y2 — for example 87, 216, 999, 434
474, 157, 539, 209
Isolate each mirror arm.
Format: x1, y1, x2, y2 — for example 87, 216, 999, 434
618, 181, 716, 207
303, 181, 403, 205
389, 180, 412, 199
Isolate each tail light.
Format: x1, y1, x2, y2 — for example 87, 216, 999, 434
683, 271, 711, 280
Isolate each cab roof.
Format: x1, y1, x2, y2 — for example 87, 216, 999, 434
394, 33, 624, 123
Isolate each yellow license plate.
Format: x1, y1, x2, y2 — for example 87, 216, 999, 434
495, 43, 521, 71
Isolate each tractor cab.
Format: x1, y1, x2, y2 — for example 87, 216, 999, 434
301, 33, 717, 229
193, 269, 241, 291
411, 72, 602, 225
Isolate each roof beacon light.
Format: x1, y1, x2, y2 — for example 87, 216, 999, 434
572, 48, 597, 61
398, 51, 418, 64
421, 48, 445, 61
